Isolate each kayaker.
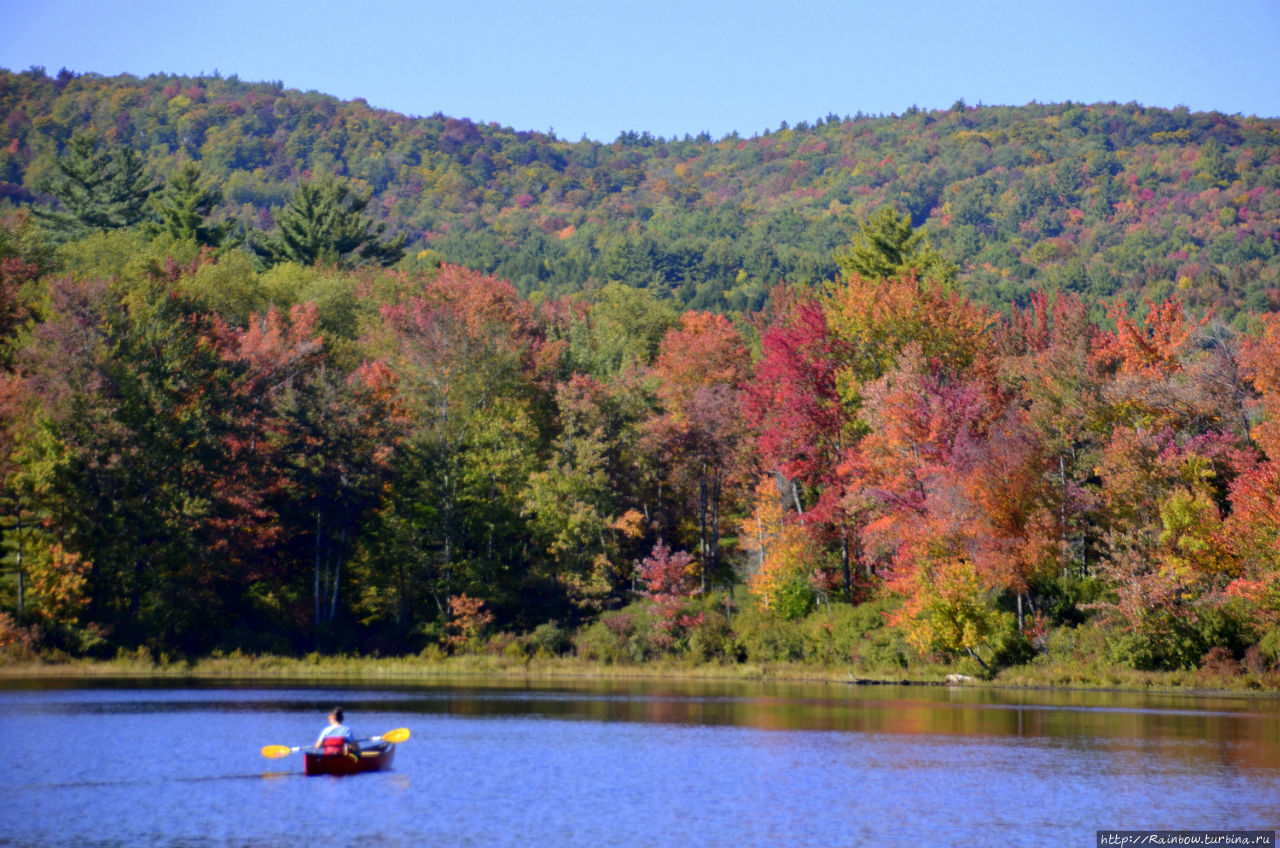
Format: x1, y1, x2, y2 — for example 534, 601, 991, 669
314, 707, 359, 753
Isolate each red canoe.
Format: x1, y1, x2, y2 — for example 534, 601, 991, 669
304, 742, 396, 776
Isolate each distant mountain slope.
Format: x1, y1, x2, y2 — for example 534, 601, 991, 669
2, 67, 1278, 315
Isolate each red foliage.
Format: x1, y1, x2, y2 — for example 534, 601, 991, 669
636, 542, 705, 634
744, 289, 848, 487
210, 303, 326, 567
637, 541, 700, 600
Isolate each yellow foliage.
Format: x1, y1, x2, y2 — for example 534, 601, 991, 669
738, 476, 812, 611
889, 556, 1002, 658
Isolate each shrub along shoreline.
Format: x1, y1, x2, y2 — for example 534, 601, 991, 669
4, 590, 1279, 694
1, 648, 1276, 694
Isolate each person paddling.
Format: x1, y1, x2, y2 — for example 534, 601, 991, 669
315, 707, 359, 755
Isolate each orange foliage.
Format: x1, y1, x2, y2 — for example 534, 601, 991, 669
447, 593, 494, 646
1239, 312, 1280, 457
823, 272, 995, 387
652, 311, 749, 415
1093, 296, 1205, 378
218, 302, 323, 378
956, 411, 1064, 595
610, 509, 647, 539
886, 556, 1004, 659
27, 543, 91, 624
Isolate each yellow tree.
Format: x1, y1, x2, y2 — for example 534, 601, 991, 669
739, 475, 818, 618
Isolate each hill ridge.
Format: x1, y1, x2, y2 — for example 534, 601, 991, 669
2, 66, 1278, 315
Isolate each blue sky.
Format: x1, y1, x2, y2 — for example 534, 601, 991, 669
4, 0, 1278, 142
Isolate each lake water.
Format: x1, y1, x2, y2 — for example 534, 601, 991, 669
1, 677, 1276, 847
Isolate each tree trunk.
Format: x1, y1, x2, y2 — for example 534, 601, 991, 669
965, 646, 991, 674
314, 511, 323, 639
709, 474, 722, 592
14, 514, 22, 619
328, 525, 345, 624
840, 527, 852, 599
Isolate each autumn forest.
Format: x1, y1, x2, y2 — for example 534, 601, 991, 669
1, 67, 1279, 682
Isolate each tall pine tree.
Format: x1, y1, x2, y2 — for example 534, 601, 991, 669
147, 162, 236, 248
252, 176, 405, 269
35, 133, 155, 238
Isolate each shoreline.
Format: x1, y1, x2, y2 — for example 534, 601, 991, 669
1, 655, 1276, 697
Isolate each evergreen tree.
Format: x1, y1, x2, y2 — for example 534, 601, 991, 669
34, 133, 155, 238
252, 176, 405, 269
835, 206, 956, 287
148, 162, 236, 248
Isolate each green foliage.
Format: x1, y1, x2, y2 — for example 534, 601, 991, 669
173, 249, 263, 323
528, 621, 573, 657
52, 227, 197, 282
684, 608, 738, 663
835, 206, 955, 287
569, 283, 680, 376
1258, 627, 1280, 668
573, 606, 657, 664
773, 574, 816, 621
798, 599, 908, 669
251, 177, 405, 269
4, 69, 1278, 317
731, 599, 807, 663
1028, 575, 1112, 627
34, 133, 155, 238
147, 162, 236, 248
1105, 602, 1257, 671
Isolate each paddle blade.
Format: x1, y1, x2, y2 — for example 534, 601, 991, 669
381, 728, 411, 744
261, 745, 294, 759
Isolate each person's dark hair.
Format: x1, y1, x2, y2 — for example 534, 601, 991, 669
330, 707, 344, 723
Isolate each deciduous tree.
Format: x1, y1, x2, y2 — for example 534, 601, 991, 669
648, 311, 750, 587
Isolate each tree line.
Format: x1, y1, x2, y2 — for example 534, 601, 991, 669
1, 185, 1278, 676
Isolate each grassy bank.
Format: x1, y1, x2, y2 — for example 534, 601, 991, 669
2, 650, 1277, 695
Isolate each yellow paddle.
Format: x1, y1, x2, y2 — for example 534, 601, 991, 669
260, 727, 410, 759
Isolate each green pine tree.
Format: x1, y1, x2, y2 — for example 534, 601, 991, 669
148, 162, 237, 249
835, 206, 956, 287
252, 176, 405, 269
35, 133, 155, 238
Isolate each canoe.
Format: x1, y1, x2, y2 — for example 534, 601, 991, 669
304, 741, 396, 776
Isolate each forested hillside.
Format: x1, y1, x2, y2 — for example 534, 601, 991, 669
1, 67, 1279, 682
2, 67, 1279, 316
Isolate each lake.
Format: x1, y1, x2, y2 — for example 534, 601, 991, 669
1, 677, 1276, 847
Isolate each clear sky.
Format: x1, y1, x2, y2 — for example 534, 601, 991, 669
4, 0, 1279, 142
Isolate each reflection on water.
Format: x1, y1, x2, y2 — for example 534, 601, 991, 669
1, 678, 1276, 848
